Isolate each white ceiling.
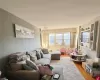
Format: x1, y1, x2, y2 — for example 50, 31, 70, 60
0, 0, 100, 29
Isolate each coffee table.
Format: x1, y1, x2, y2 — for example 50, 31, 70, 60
51, 66, 64, 80
71, 54, 86, 62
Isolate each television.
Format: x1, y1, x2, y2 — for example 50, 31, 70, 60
81, 32, 90, 43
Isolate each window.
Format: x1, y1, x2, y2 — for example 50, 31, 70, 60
49, 34, 55, 45
56, 34, 63, 45
64, 33, 70, 45
81, 32, 90, 43
49, 32, 71, 46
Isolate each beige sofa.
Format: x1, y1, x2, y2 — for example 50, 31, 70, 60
7, 49, 52, 80
35, 54, 51, 65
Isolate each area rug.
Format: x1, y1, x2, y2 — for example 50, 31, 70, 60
51, 57, 85, 80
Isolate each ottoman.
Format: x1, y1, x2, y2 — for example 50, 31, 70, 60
51, 51, 61, 60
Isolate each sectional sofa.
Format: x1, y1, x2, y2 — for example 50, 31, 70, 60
7, 48, 60, 80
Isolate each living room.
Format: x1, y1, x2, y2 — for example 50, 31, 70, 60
0, 0, 100, 80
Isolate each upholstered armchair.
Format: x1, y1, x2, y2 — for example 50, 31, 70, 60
60, 48, 66, 55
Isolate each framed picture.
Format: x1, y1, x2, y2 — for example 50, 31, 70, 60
14, 24, 34, 38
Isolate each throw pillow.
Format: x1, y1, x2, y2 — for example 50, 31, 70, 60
36, 51, 41, 59
10, 60, 26, 71
8, 52, 26, 63
26, 60, 38, 70
23, 64, 33, 70
26, 50, 37, 57
17, 60, 26, 64
41, 48, 49, 54
26, 51, 37, 62
40, 50, 44, 58
30, 56, 37, 62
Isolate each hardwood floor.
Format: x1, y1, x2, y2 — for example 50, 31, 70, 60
61, 55, 95, 80
74, 62, 95, 80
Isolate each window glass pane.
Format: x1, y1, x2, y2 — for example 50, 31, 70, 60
49, 34, 55, 45
64, 39, 70, 45
56, 34, 63, 39
56, 39, 62, 45
82, 32, 90, 42
64, 32, 70, 39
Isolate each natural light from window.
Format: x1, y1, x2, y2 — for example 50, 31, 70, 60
56, 34, 63, 45
49, 34, 55, 45
64, 33, 70, 45
49, 32, 70, 46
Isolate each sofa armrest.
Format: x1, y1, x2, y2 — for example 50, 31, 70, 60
7, 70, 40, 80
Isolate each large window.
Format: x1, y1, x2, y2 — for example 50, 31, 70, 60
56, 34, 63, 45
49, 32, 70, 46
49, 34, 55, 45
64, 32, 70, 45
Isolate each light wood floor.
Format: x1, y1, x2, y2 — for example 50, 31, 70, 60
61, 55, 95, 80
74, 62, 95, 80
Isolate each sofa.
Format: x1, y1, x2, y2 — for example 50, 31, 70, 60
6, 48, 61, 80
7, 48, 51, 80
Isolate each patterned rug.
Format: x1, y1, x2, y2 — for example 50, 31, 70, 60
51, 57, 85, 80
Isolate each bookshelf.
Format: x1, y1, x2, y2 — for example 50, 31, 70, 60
80, 27, 90, 48
78, 21, 99, 52
90, 21, 98, 50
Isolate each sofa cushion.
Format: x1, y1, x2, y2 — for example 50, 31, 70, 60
8, 52, 27, 63
10, 63, 22, 71
35, 58, 50, 65
10, 60, 26, 71
23, 64, 34, 70
26, 51, 37, 62
41, 48, 49, 54
43, 54, 51, 60
26, 60, 38, 70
